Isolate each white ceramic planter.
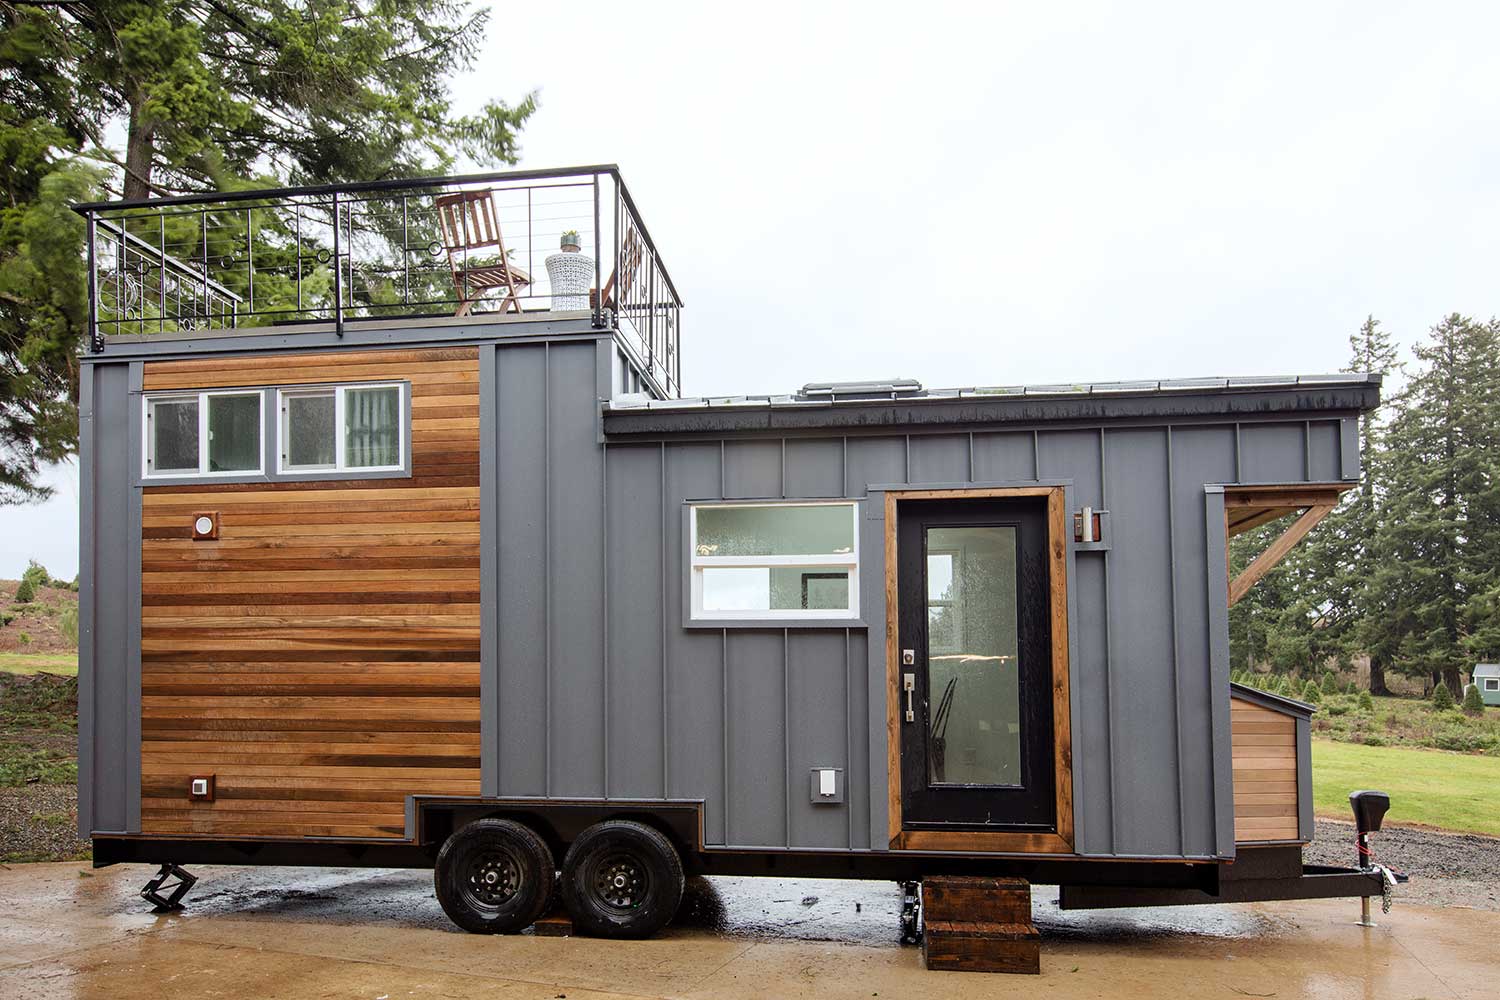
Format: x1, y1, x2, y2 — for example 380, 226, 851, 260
545, 251, 593, 310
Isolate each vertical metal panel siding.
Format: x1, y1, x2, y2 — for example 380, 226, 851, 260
79, 362, 135, 834
496, 345, 549, 795
1170, 428, 1238, 856
1101, 429, 1181, 854
515, 377, 1349, 855
1238, 424, 1306, 483
787, 629, 852, 848
605, 445, 667, 797
661, 443, 727, 841
972, 432, 1038, 482
546, 343, 606, 797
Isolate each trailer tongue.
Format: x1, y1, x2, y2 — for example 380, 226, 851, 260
1058, 791, 1407, 919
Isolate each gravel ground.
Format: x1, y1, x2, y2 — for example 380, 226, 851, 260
1305, 818, 1500, 911
0, 784, 89, 864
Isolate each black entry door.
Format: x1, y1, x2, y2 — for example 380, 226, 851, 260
897, 497, 1055, 830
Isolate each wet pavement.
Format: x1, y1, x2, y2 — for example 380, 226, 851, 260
0, 861, 1493, 998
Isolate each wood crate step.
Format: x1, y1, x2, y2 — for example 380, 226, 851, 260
530, 907, 573, 937
923, 920, 1040, 974
922, 875, 1032, 924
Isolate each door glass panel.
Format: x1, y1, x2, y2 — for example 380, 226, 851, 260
925, 526, 1021, 786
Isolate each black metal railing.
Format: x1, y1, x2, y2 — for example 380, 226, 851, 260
76, 165, 682, 396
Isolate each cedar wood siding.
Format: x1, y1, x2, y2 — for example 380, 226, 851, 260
138, 347, 481, 839
1230, 696, 1300, 842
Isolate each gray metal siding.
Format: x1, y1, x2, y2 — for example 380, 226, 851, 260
77, 361, 137, 835
586, 410, 1347, 857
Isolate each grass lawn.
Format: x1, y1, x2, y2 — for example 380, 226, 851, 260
1312, 738, 1500, 836
0, 652, 77, 676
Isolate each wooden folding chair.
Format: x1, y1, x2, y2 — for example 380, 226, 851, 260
434, 189, 531, 316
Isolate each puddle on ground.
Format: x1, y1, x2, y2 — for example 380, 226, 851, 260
111, 866, 1278, 947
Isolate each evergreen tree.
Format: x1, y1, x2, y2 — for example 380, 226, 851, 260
1364, 316, 1500, 697
1430, 680, 1454, 710
1228, 317, 1402, 683
1, 1, 536, 501
1461, 683, 1484, 716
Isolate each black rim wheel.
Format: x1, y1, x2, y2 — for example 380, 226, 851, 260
462, 846, 524, 912
434, 818, 554, 934
560, 819, 684, 939
590, 851, 651, 911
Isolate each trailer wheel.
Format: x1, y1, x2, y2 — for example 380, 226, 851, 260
435, 818, 555, 934
560, 820, 684, 938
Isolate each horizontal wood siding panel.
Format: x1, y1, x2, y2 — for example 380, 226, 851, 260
1230, 695, 1301, 842
139, 347, 481, 839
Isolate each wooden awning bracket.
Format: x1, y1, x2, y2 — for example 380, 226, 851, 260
1223, 483, 1351, 607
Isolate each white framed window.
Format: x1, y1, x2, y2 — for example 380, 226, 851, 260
1485, 678, 1498, 692
143, 390, 263, 478
278, 382, 405, 474
689, 501, 859, 621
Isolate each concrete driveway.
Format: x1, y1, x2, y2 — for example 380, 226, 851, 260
0, 862, 1492, 999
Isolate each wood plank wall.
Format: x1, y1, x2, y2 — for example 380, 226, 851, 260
139, 347, 481, 839
1230, 696, 1300, 843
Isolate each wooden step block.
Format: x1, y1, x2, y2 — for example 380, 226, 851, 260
923, 920, 1040, 974
922, 875, 1032, 924
530, 906, 572, 937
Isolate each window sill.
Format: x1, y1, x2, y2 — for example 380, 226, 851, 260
684, 617, 869, 630
136, 466, 413, 488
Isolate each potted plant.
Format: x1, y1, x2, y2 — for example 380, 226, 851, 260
547, 230, 592, 310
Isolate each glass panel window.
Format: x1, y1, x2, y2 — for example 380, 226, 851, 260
690, 502, 858, 621
924, 525, 1021, 787
145, 391, 262, 477
279, 382, 405, 474
207, 393, 261, 472
284, 391, 336, 470
1487, 678, 1498, 691
345, 385, 401, 469
148, 397, 199, 474
695, 504, 854, 558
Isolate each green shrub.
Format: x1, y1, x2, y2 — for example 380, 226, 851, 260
20, 560, 50, 591
1322, 673, 1339, 695
17, 632, 30, 646
1302, 679, 1322, 703
1362, 734, 1386, 747
1462, 684, 1485, 716
13, 577, 35, 603
1430, 727, 1495, 753
0, 612, 13, 627
1325, 701, 1352, 717
1431, 682, 1455, 710
58, 607, 78, 647
1358, 690, 1375, 712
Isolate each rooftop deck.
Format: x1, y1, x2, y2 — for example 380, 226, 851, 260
75, 165, 682, 397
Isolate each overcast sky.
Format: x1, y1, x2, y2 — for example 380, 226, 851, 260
5, 1, 1498, 580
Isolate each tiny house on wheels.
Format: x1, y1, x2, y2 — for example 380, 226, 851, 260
75, 166, 1399, 970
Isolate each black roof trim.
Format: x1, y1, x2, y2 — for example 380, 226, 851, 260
603, 378, 1380, 437
1230, 682, 1316, 718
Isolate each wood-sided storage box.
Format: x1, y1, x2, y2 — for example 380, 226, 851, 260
1229, 682, 1314, 845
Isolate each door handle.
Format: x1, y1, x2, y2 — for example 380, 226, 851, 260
902, 672, 916, 723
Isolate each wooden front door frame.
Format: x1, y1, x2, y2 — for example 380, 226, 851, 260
883, 486, 1075, 854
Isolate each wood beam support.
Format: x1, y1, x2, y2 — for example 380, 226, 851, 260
1228, 503, 1335, 606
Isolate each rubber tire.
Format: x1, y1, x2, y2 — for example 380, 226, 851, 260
434, 818, 555, 934
560, 820, 685, 939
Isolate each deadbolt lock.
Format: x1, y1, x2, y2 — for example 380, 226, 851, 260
902, 648, 915, 666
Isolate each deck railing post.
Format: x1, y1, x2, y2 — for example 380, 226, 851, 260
85, 213, 100, 351
331, 190, 344, 337
592, 173, 603, 328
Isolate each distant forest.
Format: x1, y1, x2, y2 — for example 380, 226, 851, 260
1231, 315, 1500, 697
